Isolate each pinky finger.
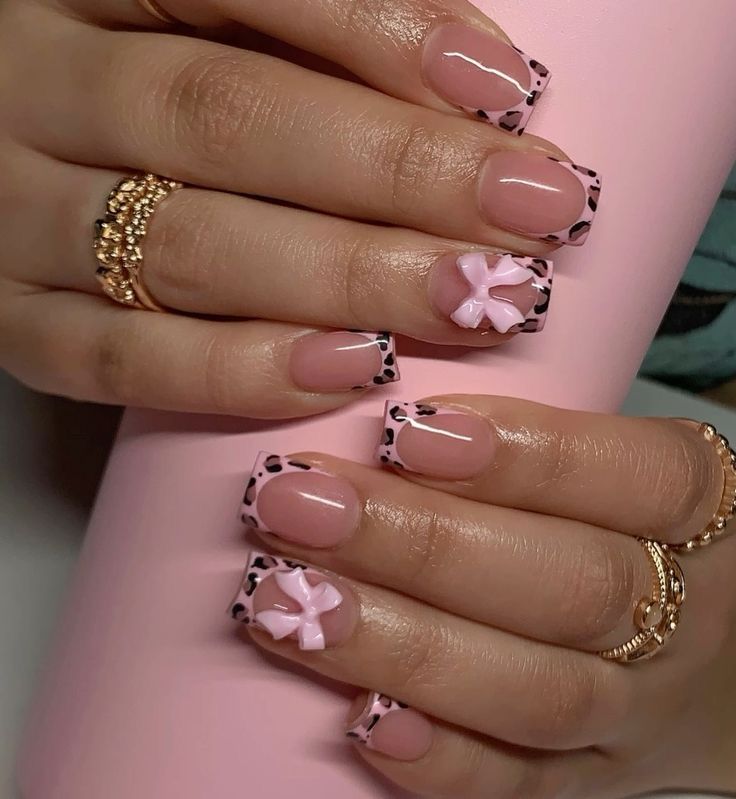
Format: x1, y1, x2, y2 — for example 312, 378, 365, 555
0, 289, 399, 418
346, 692, 600, 799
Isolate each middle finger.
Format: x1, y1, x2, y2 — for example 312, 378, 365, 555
16, 18, 600, 251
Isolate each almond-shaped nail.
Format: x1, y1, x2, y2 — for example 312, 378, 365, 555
376, 401, 495, 479
346, 693, 433, 761
429, 252, 552, 333
480, 152, 602, 246
241, 453, 360, 548
422, 23, 550, 134
229, 551, 357, 650
290, 331, 399, 392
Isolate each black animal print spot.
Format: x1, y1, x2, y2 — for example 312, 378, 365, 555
252, 555, 278, 571
384, 353, 395, 367
263, 456, 283, 473
345, 731, 361, 739
569, 221, 591, 241
382, 428, 395, 447
389, 405, 408, 422
243, 476, 257, 506
241, 514, 259, 528
366, 714, 382, 731
287, 460, 311, 470
499, 111, 523, 132
283, 560, 307, 571
415, 405, 437, 417
231, 602, 246, 620
525, 90, 539, 107
476, 109, 489, 119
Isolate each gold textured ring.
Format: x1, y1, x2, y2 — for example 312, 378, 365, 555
598, 539, 685, 663
137, 0, 178, 23
674, 423, 736, 552
94, 174, 182, 311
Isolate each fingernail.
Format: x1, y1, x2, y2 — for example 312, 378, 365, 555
422, 23, 550, 134
429, 252, 552, 332
229, 550, 357, 650
240, 453, 361, 548
376, 401, 495, 479
480, 152, 602, 246
346, 693, 433, 762
290, 331, 399, 391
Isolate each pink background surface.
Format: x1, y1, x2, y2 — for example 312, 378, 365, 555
18, 2, 736, 797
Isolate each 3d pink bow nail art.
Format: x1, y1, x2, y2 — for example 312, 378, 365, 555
254, 568, 343, 651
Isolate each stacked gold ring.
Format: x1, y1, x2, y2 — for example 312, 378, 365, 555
94, 174, 182, 311
601, 423, 735, 664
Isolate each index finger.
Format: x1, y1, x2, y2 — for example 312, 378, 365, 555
374, 395, 727, 545
70, 0, 551, 135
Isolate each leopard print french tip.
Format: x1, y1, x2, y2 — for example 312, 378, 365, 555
228, 550, 347, 651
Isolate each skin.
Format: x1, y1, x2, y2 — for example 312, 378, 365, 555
251, 397, 736, 798
0, 0, 569, 417
1, 2, 734, 797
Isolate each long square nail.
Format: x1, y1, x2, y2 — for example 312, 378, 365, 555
429, 252, 552, 332
241, 452, 360, 548
480, 152, 602, 246
228, 550, 356, 650
422, 23, 550, 134
290, 331, 399, 391
376, 401, 495, 479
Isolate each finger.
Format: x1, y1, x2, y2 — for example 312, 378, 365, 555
241, 453, 650, 652
371, 396, 726, 545
64, 0, 552, 135
345, 692, 602, 799
0, 289, 399, 416
12, 155, 552, 346
16, 17, 599, 250
231, 549, 628, 750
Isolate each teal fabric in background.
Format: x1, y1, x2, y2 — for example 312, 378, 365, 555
640, 165, 736, 391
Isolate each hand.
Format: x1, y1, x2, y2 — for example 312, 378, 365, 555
232, 396, 736, 798
0, 0, 599, 418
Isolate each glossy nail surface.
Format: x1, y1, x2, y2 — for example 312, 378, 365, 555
241, 453, 360, 548
480, 152, 602, 246
290, 331, 399, 391
229, 551, 356, 650
429, 252, 552, 333
347, 693, 433, 761
376, 401, 495, 479
423, 23, 550, 134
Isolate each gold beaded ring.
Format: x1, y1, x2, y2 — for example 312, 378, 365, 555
674, 423, 736, 552
94, 174, 182, 312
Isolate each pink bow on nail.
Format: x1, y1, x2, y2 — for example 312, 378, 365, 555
255, 568, 344, 651
451, 253, 531, 332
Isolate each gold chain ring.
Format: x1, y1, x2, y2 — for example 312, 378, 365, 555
674, 423, 736, 552
94, 174, 181, 311
598, 539, 685, 663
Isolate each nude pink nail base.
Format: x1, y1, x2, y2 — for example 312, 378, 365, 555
375, 402, 453, 470
228, 550, 343, 651
470, 46, 550, 134
346, 694, 410, 748
540, 159, 602, 246
240, 452, 321, 530
449, 253, 552, 332
347, 331, 400, 388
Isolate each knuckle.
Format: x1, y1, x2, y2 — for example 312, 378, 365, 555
402, 503, 459, 589
161, 51, 272, 164
340, 0, 448, 51
92, 315, 145, 404
527, 655, 604, 746
647, 424, 720, 540
394, 619, 448, 693
145, 191, 220, 303
382, 119, 456, 215
200, 329, 247, 415
554, 538, 637, 645
340, 238, 389, 328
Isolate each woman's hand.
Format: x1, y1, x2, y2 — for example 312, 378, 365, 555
0, 0, 599, 418
232, 396, 736, 798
